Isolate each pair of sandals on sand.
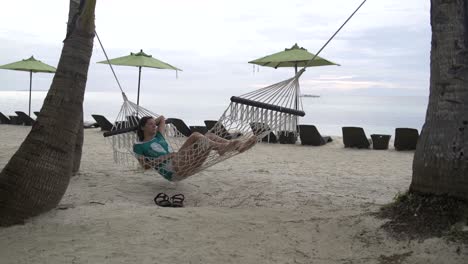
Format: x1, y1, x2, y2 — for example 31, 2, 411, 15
154, 193, 184, 208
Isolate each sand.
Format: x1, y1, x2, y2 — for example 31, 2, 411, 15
0, 125, 466, 264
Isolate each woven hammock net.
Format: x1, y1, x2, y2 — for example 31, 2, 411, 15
105, 69, 305, 181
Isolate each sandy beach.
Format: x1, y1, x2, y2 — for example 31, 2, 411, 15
0, 125, 466, 264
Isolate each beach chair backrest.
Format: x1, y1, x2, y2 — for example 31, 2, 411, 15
92, 114, 114, 131
299, 125, 325, 146
342, 126, 370, 148
250, 122, 277, 143
394, 128, 419, 150
15, 111, 35, 126
166, 118, 192, 137
0, 112, 11, 124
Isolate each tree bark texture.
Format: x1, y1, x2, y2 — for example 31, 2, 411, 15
0, 0, 96, 226
411, 0, 468, 200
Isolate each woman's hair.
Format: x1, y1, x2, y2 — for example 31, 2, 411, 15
137, 116, 154, 141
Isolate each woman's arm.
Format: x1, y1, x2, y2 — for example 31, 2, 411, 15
155, 115, 166, 134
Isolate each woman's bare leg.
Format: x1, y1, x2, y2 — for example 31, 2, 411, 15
206, 132, 257, 153
205, 132, 244, 151
238, 135, 257, 152
178, 132, 208, 150
172, 133, 214, 178
174, 132, 233, 166
171, 133, 257, 180
177, 132, 224, 153
172, 149, 211, 178
189, 132, 240, 155
205, 132, 229, 143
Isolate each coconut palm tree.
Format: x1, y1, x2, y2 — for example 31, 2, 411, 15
411, 0, 468, 200
68, 0, 85, 177
0, 0, 96, 226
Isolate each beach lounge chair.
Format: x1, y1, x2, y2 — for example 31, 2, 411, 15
9, 115, 21, 125
83, 121, 98, 129
190, 125, 208, 135
279, 131, 297, 144
370, 134, 391, 150
394, 128, 419, 150
342, 126, 371, 149
250, 122, 278, 143
166, 118, 193, 137
0, 112, 11, 124
299, 125, 332, 146
15, 111, 35, 126
91, 114, 114, 131
204, 120, 242, 139
29, 110, 98, 129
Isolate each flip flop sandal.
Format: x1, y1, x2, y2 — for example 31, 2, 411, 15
154, 193, 172, 207
170, 194, 185, 208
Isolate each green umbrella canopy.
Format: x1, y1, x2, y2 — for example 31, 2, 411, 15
249, 44, 339, 134
97, 49, 182, 107
248, 43, 339, 69
97, 49, 181, 71
0, 56, 56, 73
0, 56, 56, 117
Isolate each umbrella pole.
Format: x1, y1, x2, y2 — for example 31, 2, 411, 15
29, 71, 32, 117
294, 64, 299, 137
137, 66, 142, 114
294, 65, 298, 112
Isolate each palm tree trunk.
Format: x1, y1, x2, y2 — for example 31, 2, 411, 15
72, 113, 84, 176
70, 0, 84, 177
411, 0, 468, 200
0, 0, 96, 226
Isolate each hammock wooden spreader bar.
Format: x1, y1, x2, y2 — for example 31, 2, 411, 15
230, 96, 305, 117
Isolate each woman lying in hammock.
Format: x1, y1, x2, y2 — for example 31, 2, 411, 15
133, 116, 257, 181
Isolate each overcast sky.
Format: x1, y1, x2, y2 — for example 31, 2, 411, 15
0, 0, 431, 99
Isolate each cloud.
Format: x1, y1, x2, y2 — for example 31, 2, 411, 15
301, 79, 399, 90
317, 75, 355, 80
0, 0, 431, 97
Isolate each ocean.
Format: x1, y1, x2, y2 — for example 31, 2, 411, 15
0, 90, 428, 137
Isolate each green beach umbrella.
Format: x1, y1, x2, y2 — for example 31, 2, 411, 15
249, 44, 339, 137
97, 49, 182, 107
0, 56, 56, 116
248, 43, 339, 73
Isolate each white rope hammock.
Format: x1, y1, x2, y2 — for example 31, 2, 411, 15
96, 0, 366, 181
104, 70, 305, 181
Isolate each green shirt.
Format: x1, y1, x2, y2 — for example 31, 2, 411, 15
133, 132, 171, 158
133, 132, 173, 180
